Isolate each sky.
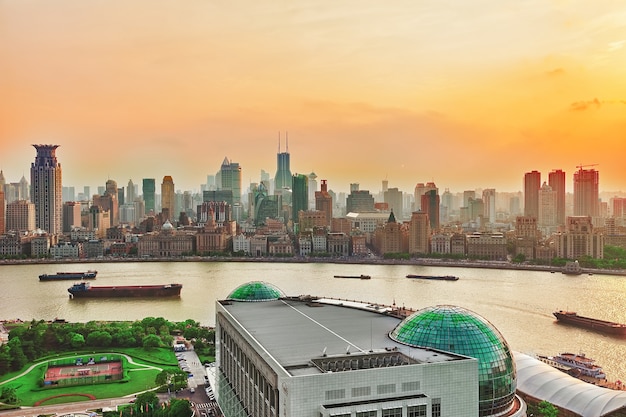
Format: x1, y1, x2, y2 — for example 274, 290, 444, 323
1, 0, 626, 195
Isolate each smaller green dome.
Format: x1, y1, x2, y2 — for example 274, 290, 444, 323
228, 281, 285, 302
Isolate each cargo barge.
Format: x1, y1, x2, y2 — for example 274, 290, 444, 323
406, 274, 459, 281
68, 282, 182, 298
40, 271, 97, 281
553, 310, 626, 335
334, 275, 371, 279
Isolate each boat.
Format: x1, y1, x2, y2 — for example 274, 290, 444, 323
537, 352, 606, 380
562, 261, 583, 275
553, 310, 626, 335
68, 282, 182, 298
406, 274, 459, 281
39, 270, 98, 281
334, 275, 371, 280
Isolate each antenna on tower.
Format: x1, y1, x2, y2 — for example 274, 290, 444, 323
278, 132, 281, 153
286, 131, 289, 152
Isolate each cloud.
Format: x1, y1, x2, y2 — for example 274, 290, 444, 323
569, 98, 626, 111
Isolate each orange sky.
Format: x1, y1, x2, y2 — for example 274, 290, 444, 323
1, 0, 626, 194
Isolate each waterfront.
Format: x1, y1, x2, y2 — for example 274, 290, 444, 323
2, 261, 626, 381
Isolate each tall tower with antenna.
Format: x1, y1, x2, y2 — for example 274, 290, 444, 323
274, 132, 292, 191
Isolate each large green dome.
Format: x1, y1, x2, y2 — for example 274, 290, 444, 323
389, 305, 516, 417
227, 281, 285, 302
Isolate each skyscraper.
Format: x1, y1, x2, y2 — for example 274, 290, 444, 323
62, 201, 82, 233
574, 167, 599, 218
384, 187, 404, 220
30, 144, 62, 234
482, 188, 496, 224
291, 174, 308, 225
161, 176, 175, 221
0, 187, 5, 235
220, 157, 242, 205
127, 179, 136, 202
538, 182, 557, 232
274, 137, 292, 191
142, 179, 156, 214
548, 169, 566, 225
523, 170, 541, 219
315, 179, 333, 227
421, 189, 440, 230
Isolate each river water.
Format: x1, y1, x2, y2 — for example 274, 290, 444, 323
2, 261, 626, 381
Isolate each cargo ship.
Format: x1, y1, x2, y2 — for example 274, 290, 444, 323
553, 310, 626, 335
68, 282, 182, 298
334, 275, 371, 279
39, 270, 98, 281
406, 274, 459, 281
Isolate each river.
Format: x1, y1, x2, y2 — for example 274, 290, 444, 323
2, 261, 626, 381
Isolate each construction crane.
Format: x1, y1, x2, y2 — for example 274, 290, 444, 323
576, 163, 599, 170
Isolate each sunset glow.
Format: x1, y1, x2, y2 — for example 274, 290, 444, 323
2, 0, 626, 193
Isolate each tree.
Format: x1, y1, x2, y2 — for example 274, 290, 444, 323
7, 338, 27, 371
0, 386, 18, 405
168, 399, 193, 417
68, 332, 86, 349
87, 330, 113, 347
537, 400, 558, 417
142, 334, 162, 349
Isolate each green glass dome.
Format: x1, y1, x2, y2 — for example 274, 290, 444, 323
227, 281, 285, 302
389, 305, 516, 417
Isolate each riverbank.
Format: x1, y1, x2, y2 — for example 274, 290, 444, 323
2, 256, 626, 276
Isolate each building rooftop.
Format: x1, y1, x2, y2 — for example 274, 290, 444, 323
218, 296, 469, 377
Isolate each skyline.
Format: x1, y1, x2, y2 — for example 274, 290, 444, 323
2, 1, 626, 193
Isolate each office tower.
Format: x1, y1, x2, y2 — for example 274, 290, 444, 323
0, 188, 4, 235
414, 182, 438, 211
291, 174, 308, 225
574, 167, 599, 217
409, 210, 430, 254
127, 179, 135, 203
206, 175, 216, 191
523, 170, 541, 219
97, 186, 105, 195
220, 157, 242, 205
315, 180, 333, 227
142, 179, 156, 213
548, 169, 566, 225
274, 137, 292, 191
0, 170, 5, 190
382, 179, 389, 192
384, 187, 404, 220
463, 190, 476, 208
613, 197, 626, 220
161, 176, 175, 221
104, 179, 119, 226
538, 182, 557, 232
482, 189, 496, 224
83, 186, 91, 201
62, 186, 75, 202
117, 188, 124, 206
308, 172, 317, 209
346, 190, 375, 213
421, 189, 440, 230
6, 200, 35, 232
30, 144, 63, 235
62, 201, 82, 233
350, 183, 360, 192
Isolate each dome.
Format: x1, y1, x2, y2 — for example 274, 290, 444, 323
389, 305, 516, 417
162, 220, 174, 231
227, 281, 285, 302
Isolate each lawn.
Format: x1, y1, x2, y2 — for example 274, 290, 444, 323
0, 348, 180, 407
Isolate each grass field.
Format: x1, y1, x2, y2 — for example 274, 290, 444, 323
0, 348, 180, 407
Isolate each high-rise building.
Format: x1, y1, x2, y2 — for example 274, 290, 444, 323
409, 211, 430, 254
274, 137, 292, 191
548, 169, 566, 225
291, 174, 308, 226
219, 157, 242, 205
482, 189, 496, 224
538, 182, 557, 232
30, 144, 62, 235
463, 190, 475, 208
315, 179, 333, 227
384, 187, 404, 220
161, 176, 175, 221
6, 200, 35, 232
104, 179, 119, 226
421, 189, 440, 230
414, 182, 438, 212
307, 172, 318, 209
523, 170, 541, 219
346, 190, 375, 213
142, 179, 156, 213
574, 167, 599, 218
0, 188, 4, 235
62, 201, 82, 233
127, 179, 135, 203
83, 186, 91, 201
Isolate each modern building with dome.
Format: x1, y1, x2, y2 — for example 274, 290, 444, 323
214, 282, 527, 417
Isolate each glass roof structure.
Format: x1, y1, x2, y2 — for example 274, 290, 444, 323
389, 305, 517, 417
227, 281, 285, 302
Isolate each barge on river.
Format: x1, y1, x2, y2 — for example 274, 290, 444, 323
40, 270, 97, 281
406, 274, 459, 281
334, 275, 371, 280
68, 282, 182, 298
553, 310, 626, 335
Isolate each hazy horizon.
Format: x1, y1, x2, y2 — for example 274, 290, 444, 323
2, 1, 626, 193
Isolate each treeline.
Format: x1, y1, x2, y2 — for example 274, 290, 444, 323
0, 317, 214, 377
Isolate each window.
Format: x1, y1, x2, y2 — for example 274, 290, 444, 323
356, 412, 377, 417
432, 399, 441, 417
407, 405, 427, 417
382, 408, 402, 417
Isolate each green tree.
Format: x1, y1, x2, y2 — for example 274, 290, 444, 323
69, 332, 86, 349
7, 338, 27, 371
537, 400, 558, 417
168, 398, 193, 417
1, 386, 18, 404
87, 330, 113, 347
142, 334, 162, 349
